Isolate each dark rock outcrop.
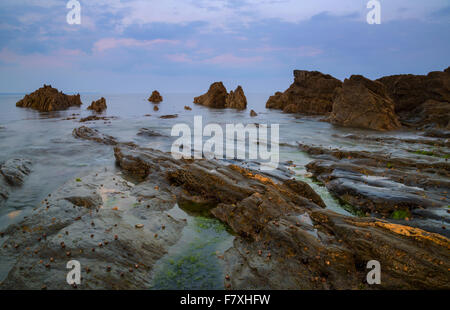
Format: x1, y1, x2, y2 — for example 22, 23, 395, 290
377, 68, 450, 129
16, 85, 82, 112
87, 97, 107, 113
266, 70, 342, 114
225, 86, 247, 110
250, 110, 257, 117
194, 82, 228, 108
0, 158, 32, 207
194, 82, 247, 109
329, 75, 401, 131
184, 106, 192, 111
159, 114, 178, 119
148, 90, 163, 103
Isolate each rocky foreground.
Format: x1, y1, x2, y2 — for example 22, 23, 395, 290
16, 85, 82, 112
0, 127, 448, 289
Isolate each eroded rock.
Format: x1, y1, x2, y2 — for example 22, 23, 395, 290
194, 82, 247, 110
329, 75, 401, 131
16, 85, 82, 112
225, 86, 247, 110
266, 70, 342, 114
87, 97, 107, 113
377, 68, 450, 129
148, 91, 163, 103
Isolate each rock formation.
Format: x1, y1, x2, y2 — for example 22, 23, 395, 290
148, 90, 163, 103
377, 68, 450, 129
184, 106, 192, 111
266, 70, 342, 114
194, 82, 228, 108
250, 110, 258, 117
329, 75, 401, 131
225, 86, 247, 110
16, 85, 82, 112
0, 158, 32, 208
194, 82, 247, 109
87, 97, 107, 112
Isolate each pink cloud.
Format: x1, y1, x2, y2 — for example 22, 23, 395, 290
93, 38, 179, 53
0, 48, 85, 68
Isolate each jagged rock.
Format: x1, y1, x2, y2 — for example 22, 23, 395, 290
225, 86, 247, 110
148, 91, 163, 103
194, 82, 228, 108
184, 106, 192, 111
266, 70, 342, 114
329, 75, 401, 131
0, 158, 32, 207
16, 85, 82, 112
377, 68, 450, 129
194, 82, 247, 109
250, 110, 257, 117
377, 68, 450, 113
87, 97, 107, 113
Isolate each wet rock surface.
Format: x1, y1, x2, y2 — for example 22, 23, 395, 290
0, 158, 32, 208
113, 143, 449, 289
73, 126, 118, 145
1, 129, 449, 289
0, 169, 185, 289
266, 70, 342, 114
148, 91, 163, 103
329, 75, 401, 131
87, 97, 107, 113
79, 115, 116, 123
298, 141, 449, 236
194, 82, 247, 109
16, 85, 82, 112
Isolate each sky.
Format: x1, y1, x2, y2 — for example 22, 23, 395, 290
0, 0, 449, 93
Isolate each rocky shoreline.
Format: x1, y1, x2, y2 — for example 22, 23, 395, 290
1, 67, 449, 290
0, 126, 448, 289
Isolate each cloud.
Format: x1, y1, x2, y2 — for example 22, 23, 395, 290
0, 48, 85, 67
93, 37, 179, 53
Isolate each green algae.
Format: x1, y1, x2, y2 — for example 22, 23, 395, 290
391, 209, 411, 220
